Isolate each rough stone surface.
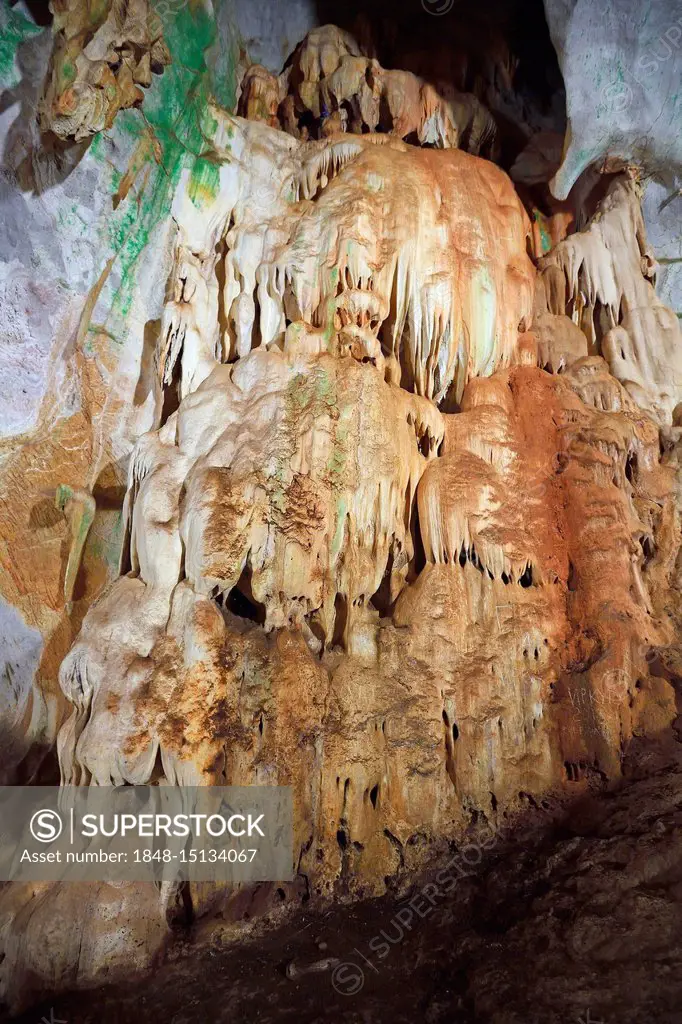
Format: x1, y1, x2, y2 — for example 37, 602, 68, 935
544, 0, 682, 197
38, 0, 170, 142
0, 0, 240, 784
230, 0, 317, 72
643, 178, 682, 319
2, 6, 682, 1016
8, 736, 682, 1024
542, 0, 682, 318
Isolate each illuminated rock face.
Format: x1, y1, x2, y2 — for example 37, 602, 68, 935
39, 0, 170, 141
1, 15, 682, 1015
237, 24, 498, 156
537, 176, 682, 423
56, 112, 535, 796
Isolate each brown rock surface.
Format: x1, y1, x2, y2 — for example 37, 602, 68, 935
237, 25, 498, 155
2, 16, 682, 1017
7, 735, 682, 1024
39, 0, 170, 141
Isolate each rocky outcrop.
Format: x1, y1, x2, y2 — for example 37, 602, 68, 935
537, 174, 682, 422
39, 0, 170, 141
237, 25, 498, 156
544, 0, 682, 199
0, 0, 239, 792
159, 114, 533, 405
2, 8, 682, 1016
543, 0, 682, 321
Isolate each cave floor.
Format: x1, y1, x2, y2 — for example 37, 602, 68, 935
9, 739, 682, 1024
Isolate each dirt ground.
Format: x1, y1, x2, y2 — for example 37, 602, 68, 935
7, 738, 682, 1024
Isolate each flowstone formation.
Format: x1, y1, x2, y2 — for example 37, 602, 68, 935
237, 24, 499, 155
537, 175, 682, 421
2, 10, 682, 1013
39, 0, 170, 141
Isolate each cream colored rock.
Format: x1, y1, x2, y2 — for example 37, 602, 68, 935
320, 55, 381, 134
160, 112, 533, 408
60, 343, 445, 788
532, 311, 589, 373
39, 0, 170, 141
4, 22, 682, 1013
236, 64, 282, 127
537, 174, 682, 422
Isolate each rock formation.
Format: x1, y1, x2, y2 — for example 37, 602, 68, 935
238, 24, 498, 156
545, 0, 682, 199
39, 0, 170, 141
537, 174, 682, 421
1, 3, 681, 1015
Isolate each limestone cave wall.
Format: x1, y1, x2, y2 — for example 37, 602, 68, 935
0, 0, 681, 1012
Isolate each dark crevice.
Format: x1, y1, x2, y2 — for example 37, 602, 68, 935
223, 567, 266, 625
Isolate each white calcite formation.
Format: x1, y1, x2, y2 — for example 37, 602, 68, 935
159, 112, 533, 407
537, 175, 682, 421
58, 108, 535, 790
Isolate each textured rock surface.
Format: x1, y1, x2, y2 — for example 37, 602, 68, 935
544, 0, 682, 198
230, 0, 317, 73
643, 179, 682, 319
537, 174, 682, 421
38, 0, 170, 141
0, 0, 240, 785
237, 24, 499, 156
1, 5, 682, 1016
10, 736, 682, 1024
542, 0, 682, 318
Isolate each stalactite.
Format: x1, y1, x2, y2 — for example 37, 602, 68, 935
537, 175, 682, 422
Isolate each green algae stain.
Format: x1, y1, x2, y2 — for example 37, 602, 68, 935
61, 59, 77, 85
100, 0, 241, 329
0, 1, 41, 91
532, 209, 552, 255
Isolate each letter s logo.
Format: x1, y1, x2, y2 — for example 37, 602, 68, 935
29, 809, 63, 843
